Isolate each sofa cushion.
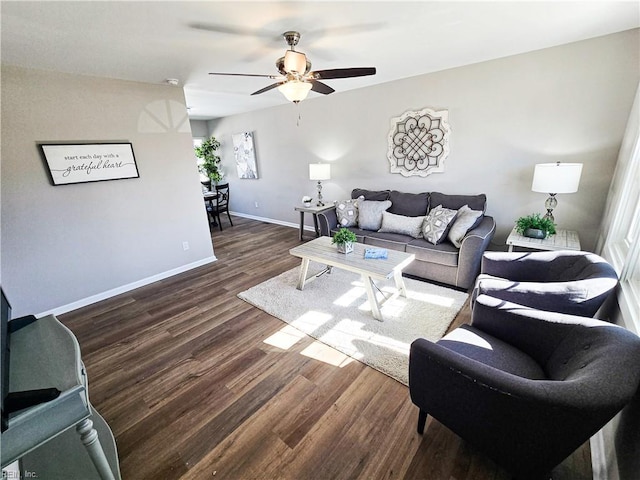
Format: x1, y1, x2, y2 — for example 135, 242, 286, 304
335, 196, 364, 227
407, 238, 459, 267
362, 231, 409, 252
422, 205, 458, 245
430, 192, 487, 213
388, 191, 430, 217
448, 205, 484, 248
351, 188, 390, 201
378, 211, 425, 239
358, 200, 392, 230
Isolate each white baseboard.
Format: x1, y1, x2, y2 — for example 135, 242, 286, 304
230, 211, 315, 232
37, 256, 217, 317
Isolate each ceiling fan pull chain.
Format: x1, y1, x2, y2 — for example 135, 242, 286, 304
297, 105, 302, 127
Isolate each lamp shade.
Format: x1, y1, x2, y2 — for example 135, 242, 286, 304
531, 163, 583, 194
309, 163, 331, 181
278, 80, 312, 103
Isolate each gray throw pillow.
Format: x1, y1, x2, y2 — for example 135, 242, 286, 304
447, 205, 484, 248
378, 211, 425, 239
336, 196, 364, 227
422, 205, 458, 245
358, 200, 392, 231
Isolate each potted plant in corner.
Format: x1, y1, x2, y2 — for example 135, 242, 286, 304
195, 136, 223, 185
515, 213, 557, 239
332, 227, 357, 254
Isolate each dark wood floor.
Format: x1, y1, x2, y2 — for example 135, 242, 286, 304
60, 217, 591, 480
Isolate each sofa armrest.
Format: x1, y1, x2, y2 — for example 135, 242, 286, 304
317, 207, 338, 237
455, 216, 496, 289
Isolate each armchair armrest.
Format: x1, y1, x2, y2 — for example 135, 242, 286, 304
455, 216, 496, 289
317, 207, 337, 237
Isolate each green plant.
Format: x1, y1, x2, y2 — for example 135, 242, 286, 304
195, 136, 222, 183
332, 228, 357, 245
515, 213, 556, 238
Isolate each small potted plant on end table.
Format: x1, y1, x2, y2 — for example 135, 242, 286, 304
332, 228, 357, 254
515, 213, 556, 239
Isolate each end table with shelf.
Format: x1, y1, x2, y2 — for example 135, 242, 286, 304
506, 226, 581, 252
294, 204, 334, 241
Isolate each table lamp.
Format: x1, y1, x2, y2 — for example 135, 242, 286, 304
309, 163, 331, 206
531, 162, 583, 222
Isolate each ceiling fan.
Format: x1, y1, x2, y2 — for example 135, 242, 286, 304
209, 31, 376, 103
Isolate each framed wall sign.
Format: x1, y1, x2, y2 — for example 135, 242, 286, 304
40, 143, 139, 185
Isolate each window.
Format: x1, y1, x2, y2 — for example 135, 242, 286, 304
599, 85, 640, 332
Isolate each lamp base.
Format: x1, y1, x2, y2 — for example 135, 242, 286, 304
543, 194, 557, 223
316, 180, 324, 206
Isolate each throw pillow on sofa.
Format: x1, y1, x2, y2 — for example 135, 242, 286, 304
378, 211, 425, 238
336, 196, 364, 227
448, 205, 484, 248
422, 205, 458, 245
358, 200, 392, 231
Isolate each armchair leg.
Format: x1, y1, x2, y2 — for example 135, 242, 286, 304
417, 410, 428, 435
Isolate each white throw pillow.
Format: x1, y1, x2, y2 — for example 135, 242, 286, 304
447, 205, 484, 248
358, 200, 392, 231
422, 205, 458, 245
378, 211, 425, 239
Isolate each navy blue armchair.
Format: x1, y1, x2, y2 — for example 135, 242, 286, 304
472, 251, 618, 317
409, 295, 640, 479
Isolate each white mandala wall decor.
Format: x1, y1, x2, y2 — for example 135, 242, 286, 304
387, 108, 451, 177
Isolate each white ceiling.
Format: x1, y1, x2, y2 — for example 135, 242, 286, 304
2, 1, 638, 120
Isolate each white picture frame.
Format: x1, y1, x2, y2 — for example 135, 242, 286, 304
232, 132, 258, 179
40, 143, 139, 185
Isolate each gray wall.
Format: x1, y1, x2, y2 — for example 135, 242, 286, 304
208, 29, 639, 252
1, 66, 214, 317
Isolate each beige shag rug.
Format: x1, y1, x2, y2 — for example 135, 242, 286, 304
238, 262, 468, 385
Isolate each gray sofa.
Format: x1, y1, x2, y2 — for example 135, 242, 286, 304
317, 188, 496, 290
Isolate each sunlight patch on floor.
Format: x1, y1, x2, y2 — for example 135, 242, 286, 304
300, 341, 355, 367
263, 325, 307, 350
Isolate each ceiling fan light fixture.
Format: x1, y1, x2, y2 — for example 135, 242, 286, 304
278, 80, 312, 103
283, 50, 307, 74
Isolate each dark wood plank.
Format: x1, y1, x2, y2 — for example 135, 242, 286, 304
59, 216, 591, 480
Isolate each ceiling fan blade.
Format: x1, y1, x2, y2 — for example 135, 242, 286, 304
310, 80, 335, 95
311, 67, 376, 80
209, 72, 277, 79
251, 82, 283, 96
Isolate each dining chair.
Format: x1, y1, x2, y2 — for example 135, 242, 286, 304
208, 183, 233, 231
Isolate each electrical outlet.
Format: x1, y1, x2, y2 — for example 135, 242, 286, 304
254, 201, 259, 208
182, 241, 189, 251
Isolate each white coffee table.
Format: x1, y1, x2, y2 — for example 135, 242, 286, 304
289, 236, 415, 321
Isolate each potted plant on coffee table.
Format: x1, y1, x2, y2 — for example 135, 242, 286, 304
515, 213, 556, 239
332, 228, 357, 254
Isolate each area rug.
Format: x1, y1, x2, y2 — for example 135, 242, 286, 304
238, 262, 468, 385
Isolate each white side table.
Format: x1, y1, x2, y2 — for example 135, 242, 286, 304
506, 226, 581, 252
294, 204, 334, 241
